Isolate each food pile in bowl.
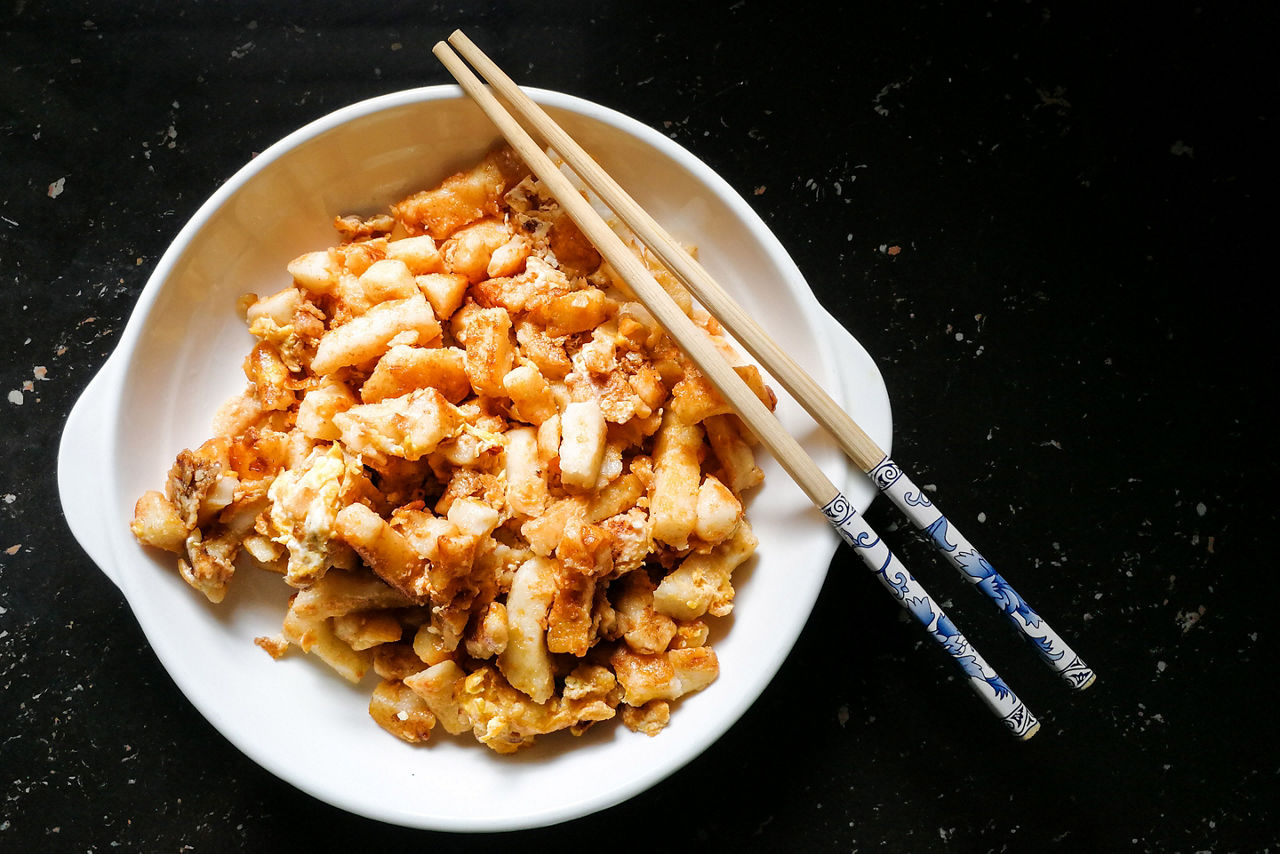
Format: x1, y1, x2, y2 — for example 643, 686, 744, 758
129, 144, 778, 753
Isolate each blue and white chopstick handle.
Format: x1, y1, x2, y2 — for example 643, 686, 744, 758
869, 456, 1096, 690
821, 493, 1040, 739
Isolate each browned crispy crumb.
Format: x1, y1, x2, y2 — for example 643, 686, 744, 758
254, 634, 289, 659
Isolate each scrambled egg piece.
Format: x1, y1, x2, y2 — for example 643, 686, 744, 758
266, 444, 357, 587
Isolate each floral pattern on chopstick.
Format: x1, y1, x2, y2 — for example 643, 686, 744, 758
821, 493, 1037, 738
870, 456, 1096, 690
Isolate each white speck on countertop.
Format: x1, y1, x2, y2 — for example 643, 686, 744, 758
873, 77, 912, 116
47, 178, 65, 198
7, 390, 22, 405
1177, 606, 1206, 633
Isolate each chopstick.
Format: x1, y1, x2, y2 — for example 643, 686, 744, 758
434, 35, 1042, 739
443, 29, 1094, 694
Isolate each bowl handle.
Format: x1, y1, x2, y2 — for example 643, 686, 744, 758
58, 357, 123, 590
817, 305, 894, 493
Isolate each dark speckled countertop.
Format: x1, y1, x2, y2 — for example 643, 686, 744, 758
2, 2, 1276, 851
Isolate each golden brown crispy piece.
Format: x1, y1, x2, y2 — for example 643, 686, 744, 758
610, 645, 719, 707
289, 567, 417, 619
361, 345, 470, 405
621, 700, 671, 737
652, 519, 758, 620
282, 604, 372, 683
333, 503, 431, 601
649, 411, 704, 550
393, 147, 530, 240
165, 438, 230, 530
130, 490, 188, 554
613, 570, 677, 655
368, 679, 436, 744
311, 292, 441, 376
333, 388, 463, 467
454, 664, 617, 754
456, 305, 516, 398
496, 556, 557, 703
334, 213, 396, 242
669, 363, 777, 425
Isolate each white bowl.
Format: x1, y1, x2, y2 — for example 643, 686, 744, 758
57, 85, 891, 831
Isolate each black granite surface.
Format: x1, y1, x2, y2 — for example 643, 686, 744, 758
3, 2, 1276, 851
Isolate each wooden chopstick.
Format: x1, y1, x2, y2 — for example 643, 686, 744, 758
434, 35, 1042, 738
444, 29, 1094, 693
